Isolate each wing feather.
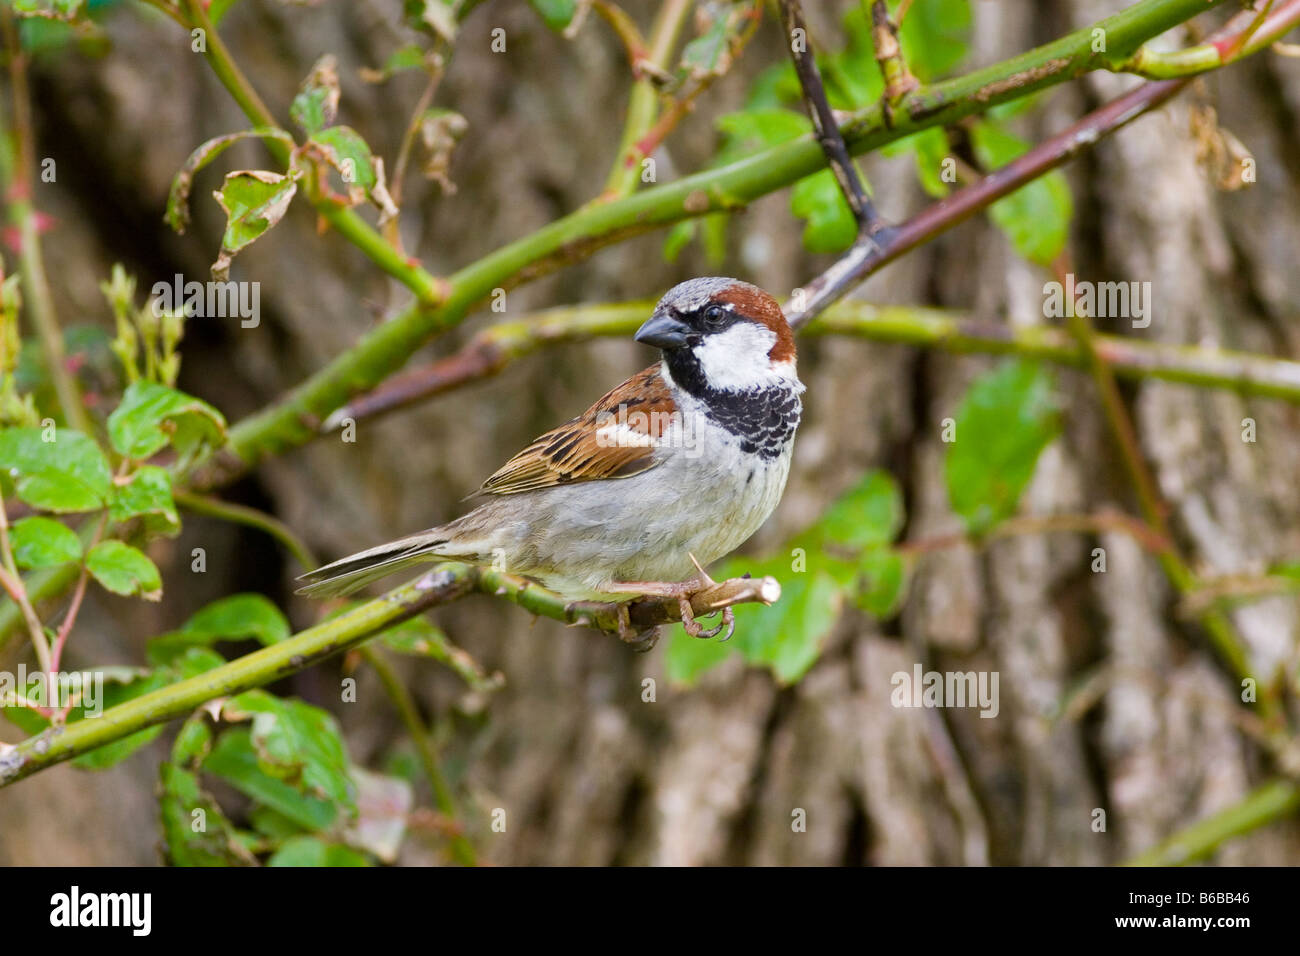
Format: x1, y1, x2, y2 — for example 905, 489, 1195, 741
480, 365, 677, 496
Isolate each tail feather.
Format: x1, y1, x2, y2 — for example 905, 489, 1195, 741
296, 531, 454, 598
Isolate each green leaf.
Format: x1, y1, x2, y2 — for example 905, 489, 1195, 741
149, 595, 288, 665
209, 0, 242, 26
106, 381, 227, 461
158, 763, 257, 866
203, 728, 339, 832
855, 548, 907, 618
268, 835, 370, 867
221, 690, 356, 814
970, 121, 1073, 265
909, 126, 953, 198
897, 0, 972, 81
811, 469, 904, 550
0, 427, 112, 512
791, 170, 857, 253
210, 169, 301, 281
310, 126, 378, 191
344, 766, 413, 863
528, 0, 576, 31
108, 465, 179, 536
732, 569, 844, 684
713, 108, 808, 166
165, 127, 295, 234
290, 56, 340, 135
86, 540, 162, 600
190, 594, 290, 645
945, 359, 1060, 535
9, 516, 81, 569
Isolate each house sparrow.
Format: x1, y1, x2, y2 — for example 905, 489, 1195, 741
297, 277, 804, 639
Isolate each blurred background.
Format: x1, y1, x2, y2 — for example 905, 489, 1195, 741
2, 0, 1299, 865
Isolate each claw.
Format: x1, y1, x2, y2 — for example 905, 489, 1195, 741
717, 606, 736, 642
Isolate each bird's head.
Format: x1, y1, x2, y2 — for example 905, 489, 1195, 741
634, 277, 796, 392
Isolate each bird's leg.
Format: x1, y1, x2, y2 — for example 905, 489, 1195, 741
602, 563, 726, 639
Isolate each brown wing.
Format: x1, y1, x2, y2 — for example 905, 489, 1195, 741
479, 365, 677, 496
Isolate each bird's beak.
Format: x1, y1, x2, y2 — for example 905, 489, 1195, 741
635, 312, 693, 350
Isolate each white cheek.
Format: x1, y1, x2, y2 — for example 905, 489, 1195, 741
692, 323, 780, 390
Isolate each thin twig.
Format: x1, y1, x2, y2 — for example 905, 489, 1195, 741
174, 490, 317, 571
779, 0, 887, 237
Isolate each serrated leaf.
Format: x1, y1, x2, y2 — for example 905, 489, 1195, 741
203, 728, 338, 832
221, 690, 356, 814
528, 0, 575, 31
86, 540, 162, 600
268, 835, 371, 867
945, 359, 1060, 535
109, 465, 179, 536
158, 763, 257, 866
970, 121, 1073, 265
166, 128, 295, 234
211, 169, 301, 280
290, 56, 340, 136
9, 516, 81, 569
0, 427, 112, 513
107, 381, 227, 462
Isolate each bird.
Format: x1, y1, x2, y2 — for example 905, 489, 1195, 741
296, 277, 804, 640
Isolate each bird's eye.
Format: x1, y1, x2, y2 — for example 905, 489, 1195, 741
702, 304, 727, 327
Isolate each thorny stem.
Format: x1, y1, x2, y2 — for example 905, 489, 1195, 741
359, 644, 477, 866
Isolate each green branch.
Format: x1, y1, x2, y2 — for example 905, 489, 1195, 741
0, 564, 776, 784
1125, 779, 1300, 865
